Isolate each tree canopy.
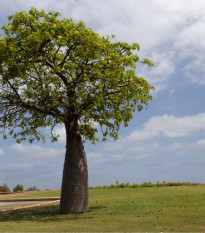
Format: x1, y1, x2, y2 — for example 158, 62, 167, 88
0, 8, 154, 144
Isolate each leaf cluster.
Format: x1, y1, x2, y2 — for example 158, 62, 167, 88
0, 8, 155, 143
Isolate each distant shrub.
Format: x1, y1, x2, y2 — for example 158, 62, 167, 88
88, 181, 204, 189
191, 182, 201, 186
118, 183, 126, 188
140, 182, 153, 187
167, 182, 180, 186
109, 184, 116, 189
26, 186, 39, 191
13, 184, 24, 192
131, 183, 139, 188
0, 183, 11, 193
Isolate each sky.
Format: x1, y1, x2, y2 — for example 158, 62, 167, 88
0, 0, 205, 190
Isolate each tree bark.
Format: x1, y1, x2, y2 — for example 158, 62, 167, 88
60, 119, 88, 214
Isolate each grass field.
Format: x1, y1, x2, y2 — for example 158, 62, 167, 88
0, 186, 205, 232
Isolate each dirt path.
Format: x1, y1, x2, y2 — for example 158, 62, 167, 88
0, 200, 59, 212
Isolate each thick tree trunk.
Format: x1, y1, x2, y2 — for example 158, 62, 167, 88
60, 120, 88, 214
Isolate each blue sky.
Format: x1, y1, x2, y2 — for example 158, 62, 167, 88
0, 0, 205, 190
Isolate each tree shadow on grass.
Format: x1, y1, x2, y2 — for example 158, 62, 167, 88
0, 203, 105, 222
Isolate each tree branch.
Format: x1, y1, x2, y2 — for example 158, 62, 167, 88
53, 45, 62, 64
3, 78, 65, 118
37, 39, 51, 54
6, 80, 22, 100
20, 101, 65, 118
45, 59, 68, 86
58, 44, 76, 68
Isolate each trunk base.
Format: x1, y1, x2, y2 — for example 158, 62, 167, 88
60, 121, 88, 214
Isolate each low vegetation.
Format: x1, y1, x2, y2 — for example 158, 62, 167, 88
12, 184, 24, 193
26, 186, 40, 191
1, 185, 205, 232
0, 184, 40, 193
3, 181, 202, 194
89, 181, 204, 189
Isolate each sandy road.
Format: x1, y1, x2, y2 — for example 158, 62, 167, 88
0, 190, 57, 199
0, 191, 60, 212
0, 200, 59, 212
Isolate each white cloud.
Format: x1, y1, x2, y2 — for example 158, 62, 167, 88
60, 0, 205, 88
182, 56, 205, 86
84, 0, 183, 48
129, 143, 159, 153
172, 5, 205, 86
88, 140, 160, 165
100, 113, 205, 155
138, 52, 175, 91
197, 139, 205, 146
167, 138, 205, 153
123, 113, 205, 143
10, 144, 63, 158
175, 20, 205, 54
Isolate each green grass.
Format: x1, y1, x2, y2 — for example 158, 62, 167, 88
1, 186, 205, 232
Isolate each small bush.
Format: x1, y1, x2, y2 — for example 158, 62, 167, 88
13, 184, 24, 192
26, 186, 39, 191
0, 183, 11, 193
140, 182, 153, 187
118, 183, 126, 188
131, 183, 139, 188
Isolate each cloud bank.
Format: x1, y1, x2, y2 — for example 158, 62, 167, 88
123, 113, 205, 143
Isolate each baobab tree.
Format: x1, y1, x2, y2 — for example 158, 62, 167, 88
0, 8, 154, 214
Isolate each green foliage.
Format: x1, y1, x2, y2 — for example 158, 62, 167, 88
13, 184, 24, 192
0, 183, 11, 192
26, 186, 39, 191
0, 8, 154, 144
